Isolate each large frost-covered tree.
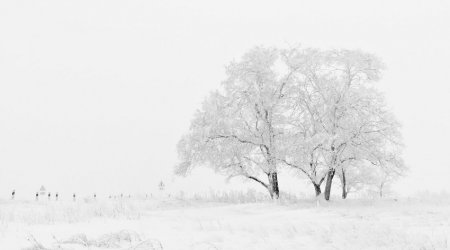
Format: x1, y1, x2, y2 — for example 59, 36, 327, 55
176, 47, 298, 199
276, 48, 405, 200
275, 48, 330, 197
176, 46, 405, 201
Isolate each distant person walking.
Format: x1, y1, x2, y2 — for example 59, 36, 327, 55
11, 190, 15, 200
159, 181, 165, 191
35, 192, 39, 201
48, 192, 51, 201
55, 192, 59, 201
73, 193, 76, 201
94, 193, 96, 200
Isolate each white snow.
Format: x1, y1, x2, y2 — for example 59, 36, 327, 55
1, 197, 449, 249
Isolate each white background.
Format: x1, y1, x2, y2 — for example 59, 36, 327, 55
0, 0, 449, 198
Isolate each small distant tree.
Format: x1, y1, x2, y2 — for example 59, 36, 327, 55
368, 148, 406, 198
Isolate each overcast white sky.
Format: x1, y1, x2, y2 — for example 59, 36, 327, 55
1, 0, 449, 199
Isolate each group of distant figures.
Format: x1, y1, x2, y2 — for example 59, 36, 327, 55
109, 194, 132, 199
10, 189, 97, 201
9, 181, 165, 201
9, 190, 154, 201
33, 192, 62, 201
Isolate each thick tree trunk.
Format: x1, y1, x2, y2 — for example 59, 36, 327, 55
341, 169, 347, 199
324, 169, 335, 201
313, 183, 322, 197
268, 172, 280, 199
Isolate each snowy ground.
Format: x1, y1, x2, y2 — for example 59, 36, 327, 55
0, 197, 449, 250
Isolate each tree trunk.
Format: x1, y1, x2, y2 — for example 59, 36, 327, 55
324, 169, 335, 201
313, 183, 322, 196
341, 169, 347, 199
268, 172, 280, 199
379, 183, 384, 198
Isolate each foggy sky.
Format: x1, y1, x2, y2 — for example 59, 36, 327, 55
1, 0, 449, 199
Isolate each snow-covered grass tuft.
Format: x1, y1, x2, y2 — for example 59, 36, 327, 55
23, 234, 48, 250
176, 189, 271, 203
173, 189, 312, 204
59, 230, 142, 248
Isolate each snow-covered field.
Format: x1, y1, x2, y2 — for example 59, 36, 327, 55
1, 196, 449, 250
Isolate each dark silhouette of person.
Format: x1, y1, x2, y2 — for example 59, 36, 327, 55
48, 193, 51, 200
56, 193, 59, 201
11, 190, 15, 200
73, 193, 76, 201
94, 193, 96, 199
35, 192, 39, 201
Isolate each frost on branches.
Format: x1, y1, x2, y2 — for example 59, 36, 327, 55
176, 46, 406, 200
